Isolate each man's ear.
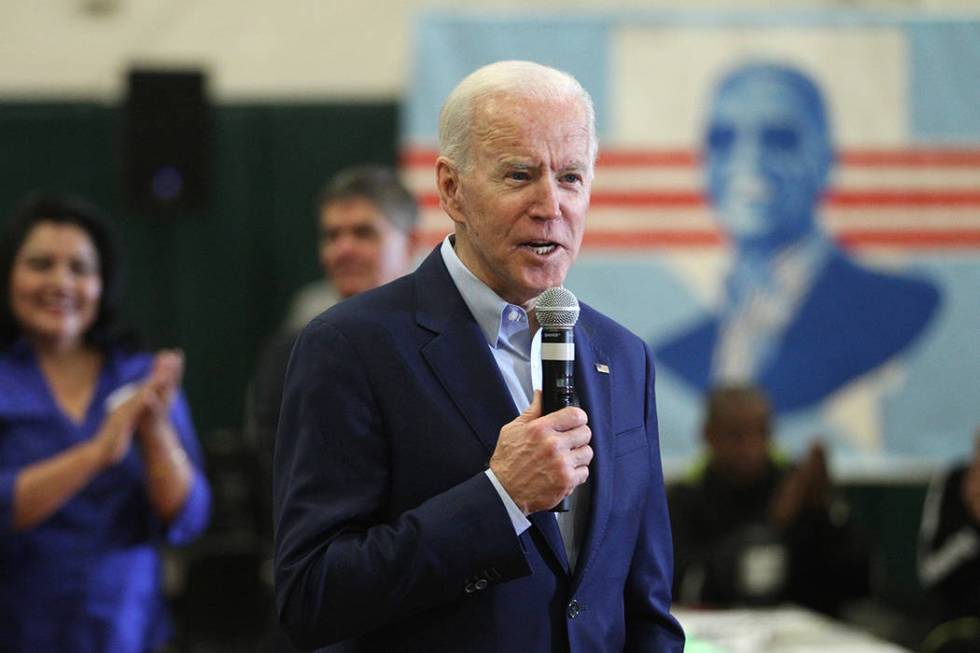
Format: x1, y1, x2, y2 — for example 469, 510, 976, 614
436, 157, 465, 226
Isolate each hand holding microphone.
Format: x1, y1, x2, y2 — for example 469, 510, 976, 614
536, 287, 583, 512
488, 288, 592, 515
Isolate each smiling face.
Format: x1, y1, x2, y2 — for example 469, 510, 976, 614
9, 221, 102, 349
319, 196, 413, 299
437, 92, 593, 309
705, 67, 832, 251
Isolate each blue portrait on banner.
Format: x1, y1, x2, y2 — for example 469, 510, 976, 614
654, 63, 941, 414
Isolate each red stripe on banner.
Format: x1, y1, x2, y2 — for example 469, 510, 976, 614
418, 190, 980, 209
840, 150, 980, 167
402, 147, 980, 169
400, 149, 439, 167
594, 150, 699, 166
827, 190, 980, 207
835, 229, 980, 248
416, 228, 980, 250
415, 229, 724, 249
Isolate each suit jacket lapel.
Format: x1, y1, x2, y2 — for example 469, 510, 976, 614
528, 512, 570, 574
570, 318, 614, 588
413, 248, 583, 572
415, 249, 517, 457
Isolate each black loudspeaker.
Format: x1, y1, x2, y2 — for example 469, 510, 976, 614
122, 69, 210, 212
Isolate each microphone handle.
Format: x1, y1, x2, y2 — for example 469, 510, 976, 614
541, 327, 575, 512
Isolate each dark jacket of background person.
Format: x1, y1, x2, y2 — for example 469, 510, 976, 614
669, 453, 870, 616
918, 452, 980, 653
667, 384, 870, 617
919, 462, 980, 618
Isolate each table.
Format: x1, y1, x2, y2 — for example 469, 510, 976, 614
674, 606, 912, 653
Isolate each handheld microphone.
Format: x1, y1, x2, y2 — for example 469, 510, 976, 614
535, 287, 580, 513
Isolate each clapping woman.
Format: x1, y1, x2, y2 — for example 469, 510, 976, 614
0, 194, 211, 652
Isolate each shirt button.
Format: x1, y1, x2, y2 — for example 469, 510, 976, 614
567, 599, 581, 619
508, 310, 519, 322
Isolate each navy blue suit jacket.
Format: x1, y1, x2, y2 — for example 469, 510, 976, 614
655, 249, 940, 413
273, 248, 684, 652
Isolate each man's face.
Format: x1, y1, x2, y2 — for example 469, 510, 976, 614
705, 73, 830, 250
319, 196, 412, 299
438, 93, 592, 309
707, 398, 771, 486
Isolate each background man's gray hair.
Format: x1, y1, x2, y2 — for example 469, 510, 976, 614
437, 60, 599, 173
316, 164, 419, 234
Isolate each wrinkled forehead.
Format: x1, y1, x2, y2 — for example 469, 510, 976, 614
472, 93, 591, 154
708, 72, 827, 140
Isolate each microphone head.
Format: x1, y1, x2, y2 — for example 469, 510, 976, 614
535, 287, 580, 328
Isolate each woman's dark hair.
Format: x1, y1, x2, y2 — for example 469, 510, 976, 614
0, 192, 134, 351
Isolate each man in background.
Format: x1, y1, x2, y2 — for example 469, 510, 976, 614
918, 428, 980, 652
246, 165, 418, 461
668, 383, 871, 616
246, 165, 417, 652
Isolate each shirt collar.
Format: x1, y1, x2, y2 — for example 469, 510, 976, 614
727, 231, 832, 304
440, 235, 530, 351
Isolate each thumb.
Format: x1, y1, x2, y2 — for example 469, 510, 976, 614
517, 390, 542, 423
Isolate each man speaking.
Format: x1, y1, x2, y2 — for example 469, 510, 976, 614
273, 60, 684, 652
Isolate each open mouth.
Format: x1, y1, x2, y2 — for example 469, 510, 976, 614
521, 240, 559, 256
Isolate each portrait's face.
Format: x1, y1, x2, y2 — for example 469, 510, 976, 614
319, 196, 412, 299
707, 398, 771, 486
9, 221, 102, 349
705, 72, 831, 250
438, 93, 592, 309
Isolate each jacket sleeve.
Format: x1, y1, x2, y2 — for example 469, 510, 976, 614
623, 345, 685, 652
919, 467, 980, 603
162, 390, 212, 546
273, 319, 531, 649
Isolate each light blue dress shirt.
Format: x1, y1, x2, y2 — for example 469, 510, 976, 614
440, 236, 586, 570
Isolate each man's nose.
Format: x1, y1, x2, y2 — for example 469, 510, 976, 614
529, 177, 562, 220
330, 233, 358, 256
729, 129, 765, 172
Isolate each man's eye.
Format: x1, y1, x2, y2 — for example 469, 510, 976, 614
507, 171, 531, 181
353, 226, 378, 240
707, 125, 735, 153
762, 126, 800, 152
561, 173, 583, 185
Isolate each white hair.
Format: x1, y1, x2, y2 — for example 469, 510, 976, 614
437, 60, 598, 172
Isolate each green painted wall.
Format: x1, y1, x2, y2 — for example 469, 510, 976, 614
0, 101, 398, 437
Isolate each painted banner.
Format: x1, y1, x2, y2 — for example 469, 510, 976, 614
403, 12, 980, 478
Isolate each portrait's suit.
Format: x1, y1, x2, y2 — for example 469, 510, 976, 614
655, 248, 940, 413
273, 247, 684, 652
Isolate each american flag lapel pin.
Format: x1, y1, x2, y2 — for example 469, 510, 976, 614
595, 363, 610, 374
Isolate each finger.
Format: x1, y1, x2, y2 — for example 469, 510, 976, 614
558, 425, 592, 450
568, 444, 593, 468
546, 405, 588, 432
151, 350, 182, 385
516, 390, 542, 423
